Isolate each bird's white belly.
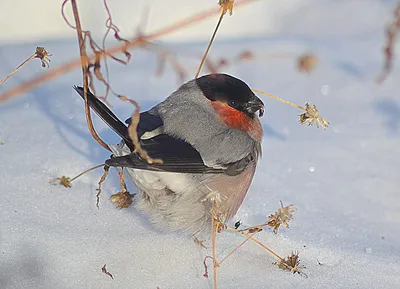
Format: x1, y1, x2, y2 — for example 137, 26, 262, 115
126, 168, 195, 195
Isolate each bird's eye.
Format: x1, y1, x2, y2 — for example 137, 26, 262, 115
229, 100, 238, 107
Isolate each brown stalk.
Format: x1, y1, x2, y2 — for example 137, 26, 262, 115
195, 12, 224, 78
0, 54, 37, 86
252, 89, 305, 110
118, 95, 163, 165
0, 0, 256, 104
70, 0, 110, 151
96, 165, 110, 209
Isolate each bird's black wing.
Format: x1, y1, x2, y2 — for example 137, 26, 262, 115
74, 86, 227, 174
73, 86, 134, 150
106, 134, 225, 174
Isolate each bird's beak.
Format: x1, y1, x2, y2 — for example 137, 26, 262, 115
246, 96, 264, 117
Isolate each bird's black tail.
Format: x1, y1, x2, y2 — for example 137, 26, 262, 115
73, 86, 133, 148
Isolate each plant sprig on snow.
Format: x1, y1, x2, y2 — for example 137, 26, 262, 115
274, 251, 307, 277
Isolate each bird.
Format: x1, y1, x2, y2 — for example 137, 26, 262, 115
74, 73, 264, 237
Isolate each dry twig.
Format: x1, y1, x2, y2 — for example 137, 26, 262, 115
69, 0, 110, 151
0, 0, 256, 104
195, 0, 235, 78
53, 164, 105, 188
96, 165, 110, 209
118, 95, 163, 165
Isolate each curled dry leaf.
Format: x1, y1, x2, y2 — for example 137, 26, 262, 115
101, 264, 114, 279
248, 227, 262, 233
194, 237, 207, 249
299, 103, 329, 130
267, 202, 296, 234
274, 251, 307, 277
203, 256, 215, 278
297, 53, 318, 73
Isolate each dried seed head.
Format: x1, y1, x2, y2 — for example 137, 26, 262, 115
219, 0, 235, 16
299, 103, 329, 130
274, 251, 307, 277
35, 47, 52, 68
267, 203, 296, 234
55, 176, 72, 188
110, 191, 135, 209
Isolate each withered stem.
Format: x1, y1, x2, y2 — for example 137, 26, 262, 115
69, 164, 106, 183
195, 12, 224, 78
252, 89, 306, 111
0, 54, 36, 86
70, 0, 110, 152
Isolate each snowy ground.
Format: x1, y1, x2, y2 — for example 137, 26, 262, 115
1, 1, 400, 288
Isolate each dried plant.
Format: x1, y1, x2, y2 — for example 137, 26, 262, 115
0, 47, 52, 86
118, 95, 163, 165
56, 176, 72, 188
378, 1, 400, 83
195, 0, 236, 78
51, 164, 105, 189
299, 103, 329, 130
0, 0, 256, 104
109, 171, 135, 209
274, 251, 307, 277
253, 89, 329, 130
96, 165, 110, 209
267, 202, 296, 234
219, 0, 235, 16
238, 202, 296, 234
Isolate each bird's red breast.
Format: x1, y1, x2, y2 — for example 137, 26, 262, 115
210, 101, 263, 142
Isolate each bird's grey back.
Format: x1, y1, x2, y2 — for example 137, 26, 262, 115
149, 80, 258, 169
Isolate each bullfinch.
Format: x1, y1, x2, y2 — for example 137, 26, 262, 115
74, 73, 264, 237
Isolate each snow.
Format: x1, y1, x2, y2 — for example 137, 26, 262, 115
1, 0, 400, 288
